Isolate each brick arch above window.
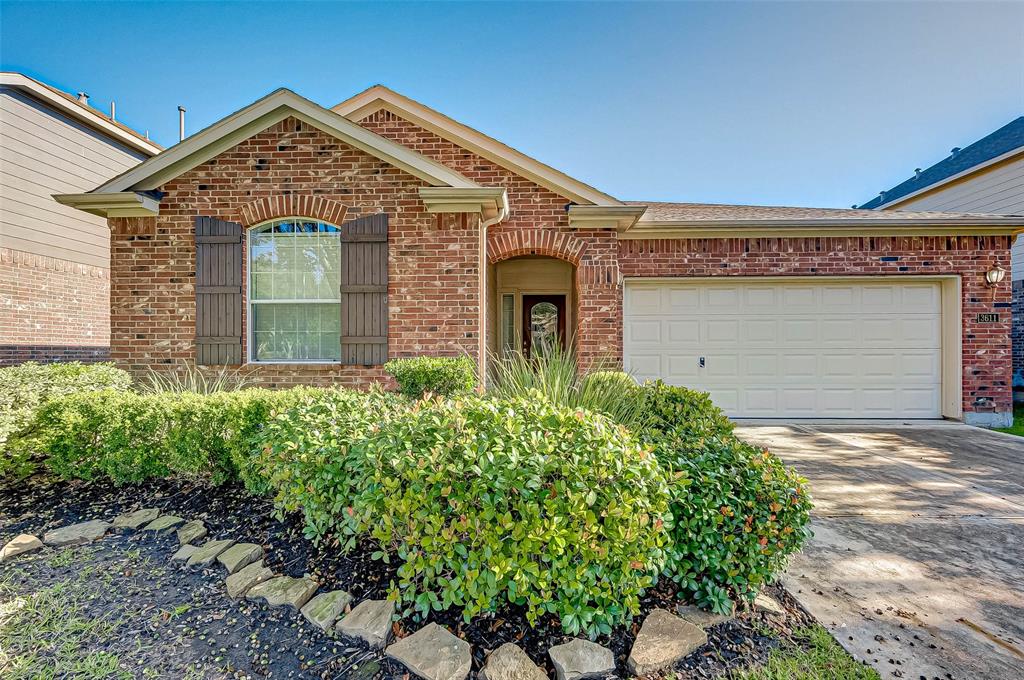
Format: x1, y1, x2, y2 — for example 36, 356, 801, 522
487, 229, 587, 266
236, 195, 349, 229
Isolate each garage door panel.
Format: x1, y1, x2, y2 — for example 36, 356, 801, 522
623, 279, 942, 418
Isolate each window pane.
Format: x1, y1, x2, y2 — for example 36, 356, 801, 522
250, 221, 340, 302
251, 303, 340, 362
501, 294, 515, 355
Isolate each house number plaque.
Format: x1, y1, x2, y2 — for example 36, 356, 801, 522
977, 313, 1000, 323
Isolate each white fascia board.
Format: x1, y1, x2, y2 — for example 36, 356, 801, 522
0, 72, 161, 156
877, 146, 1024, 210
567, 205, 647, 230
334, 85, 621, 207
94, 89, 478, 194
53, 191, 160, 218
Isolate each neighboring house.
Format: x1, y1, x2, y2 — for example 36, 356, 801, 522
0, 72, 160, 365
858, 116, 1024, 395
54, 86, 1022, 426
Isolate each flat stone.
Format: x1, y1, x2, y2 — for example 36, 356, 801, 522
480, 643, 547, 680
176, 520, 207, 545
548, 639, 615, 680
754, 593, 786, 617
627, 608, 708, 676
385, 623, 471, 680
112, 508, 160, 530
301, 590, 352, 631
186, 539, 235, 567
0, 534, 43, 562
676, 603, 732, 629
217, 542, 263, 574
143, 515, 186, 532
336, 599, 395, 650
225, 560, 274, 599
171, 544, 199, 562
246, 575, 318, 609
43, 519, 110, 547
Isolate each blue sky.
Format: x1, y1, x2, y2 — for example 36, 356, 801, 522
2, 1, 1021, 208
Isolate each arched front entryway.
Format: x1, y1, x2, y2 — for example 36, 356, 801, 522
488, 256, 577, 358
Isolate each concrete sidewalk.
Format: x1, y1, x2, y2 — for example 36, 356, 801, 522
735, 422, 1024, 680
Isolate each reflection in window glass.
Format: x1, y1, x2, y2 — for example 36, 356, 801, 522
501, 294, 515, 356
249, 219, 342, 362
530, 301, 558, 356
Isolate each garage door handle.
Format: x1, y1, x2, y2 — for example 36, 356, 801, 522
699, 357, 705, 368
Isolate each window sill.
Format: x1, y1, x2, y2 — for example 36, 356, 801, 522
247, 360, 344, 366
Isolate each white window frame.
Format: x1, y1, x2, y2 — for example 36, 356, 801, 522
246, 216, 343, 365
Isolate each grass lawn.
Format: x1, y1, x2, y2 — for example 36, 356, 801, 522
995, 405, 1024, 436
727, 626, 881, 680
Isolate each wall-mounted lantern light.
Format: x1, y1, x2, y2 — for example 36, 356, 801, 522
985, 264, 1007, 287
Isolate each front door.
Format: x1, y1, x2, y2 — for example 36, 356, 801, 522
522, 294, 566, 357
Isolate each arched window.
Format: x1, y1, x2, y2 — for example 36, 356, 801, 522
248, 218, 342, 362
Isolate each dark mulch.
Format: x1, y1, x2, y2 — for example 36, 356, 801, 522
0, 474, 816, 679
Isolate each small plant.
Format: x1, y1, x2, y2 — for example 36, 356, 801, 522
488, 343, 645, 427
345, 392, 672, 636
137, 363, 253, 394
384, 355, 476, 398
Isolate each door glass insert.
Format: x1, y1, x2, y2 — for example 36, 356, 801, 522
529, 301, 559, 355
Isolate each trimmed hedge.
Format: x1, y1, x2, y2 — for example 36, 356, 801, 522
638, 381, 812, 613
384, 356, 476, 398
25, 387, 335, 485
344, 393, 671, 636
0, 362, 132, 478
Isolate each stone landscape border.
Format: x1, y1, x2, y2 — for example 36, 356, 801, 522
1, 508, 789, 679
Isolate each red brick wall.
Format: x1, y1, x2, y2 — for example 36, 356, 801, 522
0, 247, 110, 366
619, 235, 1014, 416
107, 117, 480, 387
357, 110, 620, 369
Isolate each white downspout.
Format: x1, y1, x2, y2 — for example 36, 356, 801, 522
477, 196, 510, 387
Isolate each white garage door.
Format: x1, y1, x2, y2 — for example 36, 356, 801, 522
624, 279, 942, 418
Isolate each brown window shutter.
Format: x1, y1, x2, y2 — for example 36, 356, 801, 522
339, 213, 388, 366
195, 216, 243, 365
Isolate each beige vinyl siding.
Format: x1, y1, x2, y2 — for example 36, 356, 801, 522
894, 153, 1024, 280
0, 87, 146, 268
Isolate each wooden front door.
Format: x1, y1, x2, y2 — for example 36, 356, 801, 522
522, 294, 566, 357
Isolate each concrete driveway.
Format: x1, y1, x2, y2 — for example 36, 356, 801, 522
734, 422, 1024, 680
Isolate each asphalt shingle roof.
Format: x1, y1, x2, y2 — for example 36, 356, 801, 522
857, 116, 1024, 209
626, 201, 1013, 223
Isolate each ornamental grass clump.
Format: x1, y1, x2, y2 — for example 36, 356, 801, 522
638, 381, 813, 614
344, 393, 672, 636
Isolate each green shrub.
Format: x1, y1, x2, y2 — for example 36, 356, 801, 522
345, 393, 671, 636
637, 381, 812, 614
384, 356, 476, 398
488, 344, 645, 427
0, 362, 131, 478
252, 387, 406, 540
25, 387, 332, 486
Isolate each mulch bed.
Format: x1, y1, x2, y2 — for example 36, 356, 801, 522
0, 474, 817, 678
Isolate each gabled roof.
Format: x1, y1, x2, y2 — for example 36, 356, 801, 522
858, 116, 1024, 209
92, 88, 480, 194
333, 85, 621, 206
1, 71, 161, 156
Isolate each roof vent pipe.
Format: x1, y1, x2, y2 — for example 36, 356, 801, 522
879, 190, 887, 202
950, 147, 961, 156
178, 106, 186, 142
77, 92, 89, 104
914, 168, 922, 179
110, 101, 116, 121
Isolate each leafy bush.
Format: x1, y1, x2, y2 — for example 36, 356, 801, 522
345, 393, 671, 636
0, 362, 131, 478
488, 344, 645, 427
637, 381, 812, 614
24, 387, 331, 486
252, 386, 406, 540
384, 356, 476, 398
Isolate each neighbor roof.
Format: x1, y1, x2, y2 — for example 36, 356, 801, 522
629, 201, 1016, 223
858, 116, 1024, 210
0, 72, 161, 156
333, 85, 621, 206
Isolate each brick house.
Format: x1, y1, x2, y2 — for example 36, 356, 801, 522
56, 86, 1022, 426
1, 72, 161, 365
